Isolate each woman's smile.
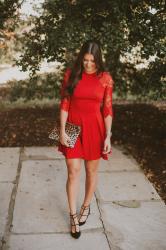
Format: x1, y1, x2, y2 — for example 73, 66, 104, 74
83, 53, 97, 74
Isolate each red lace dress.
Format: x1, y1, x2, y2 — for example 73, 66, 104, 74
58, 68, 114, 160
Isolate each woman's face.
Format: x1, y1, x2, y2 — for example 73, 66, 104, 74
83, 53, 97, 73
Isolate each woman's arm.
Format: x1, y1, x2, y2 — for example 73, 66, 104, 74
60, 68, 71, 120
104, 115, 113, 137
101, 72, 114, 154
60, 109, 68, 133
103, 115, 113, 154
59, 68, 71, 147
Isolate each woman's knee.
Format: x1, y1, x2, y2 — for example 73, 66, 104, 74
68, 170, 80, 181
86, 170, 97, 179
85, 160, 100, 177
66, 159, 81, 180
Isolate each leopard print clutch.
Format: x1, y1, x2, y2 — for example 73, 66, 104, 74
49, 122, 81, 148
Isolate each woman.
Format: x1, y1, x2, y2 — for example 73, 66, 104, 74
58, 40, 114, 239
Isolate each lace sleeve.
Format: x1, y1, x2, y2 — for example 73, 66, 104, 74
101, 72, 114, 119
60, 68, 71, 112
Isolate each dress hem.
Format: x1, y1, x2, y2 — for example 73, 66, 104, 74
57, 147, 110, 161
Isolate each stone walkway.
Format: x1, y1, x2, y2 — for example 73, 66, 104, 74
0, 146, 166, 250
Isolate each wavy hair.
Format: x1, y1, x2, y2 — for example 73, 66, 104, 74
64, 40, 105, 97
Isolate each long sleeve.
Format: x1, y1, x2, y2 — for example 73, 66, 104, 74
101, 72, 114, 119
60, 68, 71, 112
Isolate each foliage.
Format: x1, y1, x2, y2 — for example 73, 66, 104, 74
1, 0, 165, 99
0, 0, 24, 29
15, 0, 165, 99
7, 72, 61, 102
0, 0, 24, 60
1, 69, 164, 104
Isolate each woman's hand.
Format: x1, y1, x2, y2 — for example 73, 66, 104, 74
60, 131, 71, 147
102, 135, 112, 154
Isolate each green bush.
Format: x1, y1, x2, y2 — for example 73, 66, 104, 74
1, 68, 164, 104
7, 72, 61, 102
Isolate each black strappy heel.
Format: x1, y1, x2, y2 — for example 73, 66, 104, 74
70, 213, 81, 239
78, 204, 91, 226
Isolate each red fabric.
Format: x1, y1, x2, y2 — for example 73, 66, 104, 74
58, 68, 114, 160
60, 68, 71, 112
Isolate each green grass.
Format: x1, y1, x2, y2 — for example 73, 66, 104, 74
0, 98, 59, 111
0, 95, 165, 112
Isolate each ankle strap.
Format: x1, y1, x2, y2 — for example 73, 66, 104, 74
70, 213, 77, 217
81, 204, 90, 209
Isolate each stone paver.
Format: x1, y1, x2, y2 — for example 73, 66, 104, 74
0, 183, 13, 238
9, 232, 110, 250
0, 145, 166, 250
101, 201, 166, 250
0, 148, 20, 248
99, 146, 140, 172
97, 171, 160, 202
23, 146, 64, 160
12, 159, 102, 234
0, 148, 20, 181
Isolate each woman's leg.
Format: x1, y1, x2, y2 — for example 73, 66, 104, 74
84, 159, 100, 205
65, 158, 82, 214
78, 159, 100, 223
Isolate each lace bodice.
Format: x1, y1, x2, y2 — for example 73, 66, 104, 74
60, 68, 114, 119
99, 71, 114, 118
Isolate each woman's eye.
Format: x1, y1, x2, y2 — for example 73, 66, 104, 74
84, 59, 95, 63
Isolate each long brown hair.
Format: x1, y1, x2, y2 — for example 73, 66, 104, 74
65, 40, 105, 96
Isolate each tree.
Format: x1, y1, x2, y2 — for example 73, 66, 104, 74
13, 0, 166, 99
0, 0, 25, 28
0, 0, 24, 50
